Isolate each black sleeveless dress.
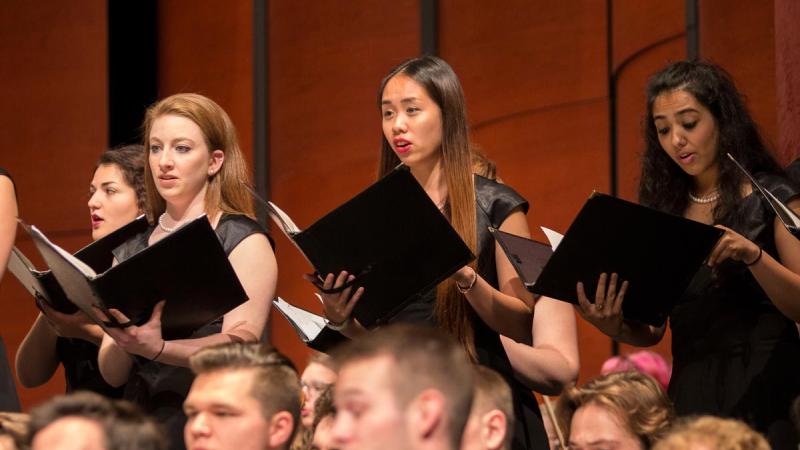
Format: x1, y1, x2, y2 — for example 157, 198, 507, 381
112, 214, 269, 450
388, 174, 549, 450
668, 173, 800, 450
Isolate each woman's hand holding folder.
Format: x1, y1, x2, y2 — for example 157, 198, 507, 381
304, 271, 366, 338
575, 273, 629, 339
706, 225, 762, 267
96, 300, 167, 361
36, 297, 103, 345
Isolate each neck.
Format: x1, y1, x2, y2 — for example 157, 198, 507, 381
692, 166, 719, 197
164, 186, 208, 223
410, 157, 448, 205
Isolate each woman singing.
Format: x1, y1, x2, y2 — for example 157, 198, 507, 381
98, 93, 277, 449
577, 61, 800, 448
315, 56, 577, 450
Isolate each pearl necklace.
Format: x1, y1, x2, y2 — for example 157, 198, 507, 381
158, 213, 176, 233
688, 190, 720, 204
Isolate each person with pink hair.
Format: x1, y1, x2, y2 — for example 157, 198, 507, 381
600, 351, 671, 392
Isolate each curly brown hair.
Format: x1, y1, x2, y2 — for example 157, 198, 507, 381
556, 371, 675, 448
97, 144, 146, 213
653, 416, 769, 450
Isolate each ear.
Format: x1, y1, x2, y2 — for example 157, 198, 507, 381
408, 389, 447, 441
481, 409, 508, 450
208, 149, 224, 176
268, 411, 295, 448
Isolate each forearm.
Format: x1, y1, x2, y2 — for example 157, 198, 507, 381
338, 319, 368, 339
749, 253, 800, 322
612, 319, 664, 347
99, 335, 134, 387
462, 275, 533, 343
502, 337, 578, 394
15, 315, 60, 387
0, 176, 17, 282
77, 324, 104, 346
155, 332, 240, 367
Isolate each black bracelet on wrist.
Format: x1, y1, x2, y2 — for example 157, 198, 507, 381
151, 340, 166, 361
746, 247, 763, 267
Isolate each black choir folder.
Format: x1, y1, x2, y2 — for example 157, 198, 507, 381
267, 166, 475, 327
8, 216, 150, 314
490, 226, 562, 290
272, 297, 347, 353
21, 215, 248, 340
498, 193, 724, 327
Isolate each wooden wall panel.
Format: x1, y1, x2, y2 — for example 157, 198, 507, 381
700, 0, 778, 155
267, 0, 420, 366
0, 1, 107, 409
157, 0, 254, 169
439, 0, 611, 384
775, 0, 800, 163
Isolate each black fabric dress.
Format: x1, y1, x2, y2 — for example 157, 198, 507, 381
112, 214, 269, 450
668, 173, 800, 450
57, 338, 124, 397
388, 174, 549, 450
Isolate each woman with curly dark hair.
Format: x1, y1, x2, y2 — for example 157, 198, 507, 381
577, 61, 800, 448
16, 145, 145, 398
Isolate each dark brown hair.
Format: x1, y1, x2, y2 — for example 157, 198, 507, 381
189, 342, 302, 438
639, 60, 782, 221
96, 144, 146, 213
377, 56, 479, 359
27, 391, 166, 450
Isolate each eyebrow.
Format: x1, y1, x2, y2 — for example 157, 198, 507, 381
381, 97, 419, 105
653, 107, 700, 120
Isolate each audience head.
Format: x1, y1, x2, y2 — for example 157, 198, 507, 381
639, 60, 782, 217
142, 93, 254, 222
600, 351, 671, 392
185, 342, 301, 450
89, 145, 145, 240
27, 391, 166, 450
377, 56, 479, 361
653, 416, 769, 450
310, 386, 337, 450
0, 412, 29, 450
461, 366, 513, 450
301, 353, 338, 428
557, 372, 675, 450
331, 324, 475, 450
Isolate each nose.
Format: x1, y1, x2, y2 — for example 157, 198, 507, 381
330, 413, 352, 445
391, 114, 407, 135
88, 190, 101, 210
671, 129, 686, 149
158, 148, 174, 171
187, 413, 211, 439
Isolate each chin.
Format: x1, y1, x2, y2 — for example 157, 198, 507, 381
91, 228, 107, 241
